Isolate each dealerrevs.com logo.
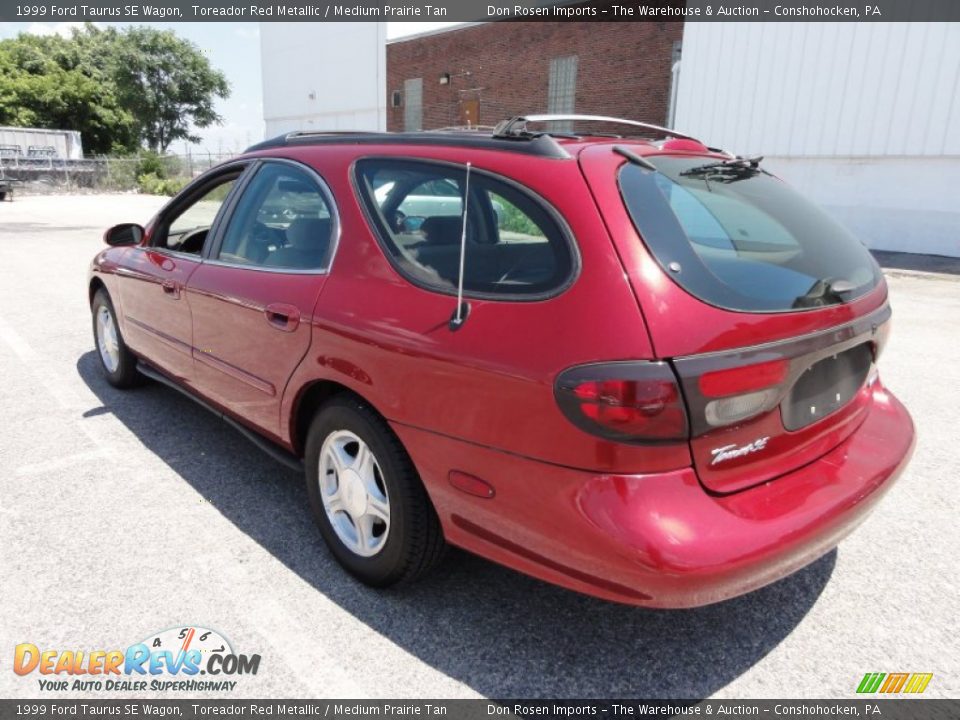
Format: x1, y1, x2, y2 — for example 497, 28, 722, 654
14, 626, 260, 693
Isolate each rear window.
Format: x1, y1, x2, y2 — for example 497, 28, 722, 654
619, 156, 881, 312
355, 159, 577, 299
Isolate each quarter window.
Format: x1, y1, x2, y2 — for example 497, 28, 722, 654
355, 159, 576, 298
218, 163, 334, 271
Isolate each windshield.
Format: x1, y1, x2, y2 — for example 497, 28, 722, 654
619, 156, 882, 312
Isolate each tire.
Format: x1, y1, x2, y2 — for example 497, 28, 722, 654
91, 289, 142, 388
305, 396, 445, 587
0, 191, 7, 202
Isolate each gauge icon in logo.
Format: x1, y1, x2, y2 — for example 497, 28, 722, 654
140, 626, 233, 659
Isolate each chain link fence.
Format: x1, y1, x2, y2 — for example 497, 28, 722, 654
0, 151, 238, 195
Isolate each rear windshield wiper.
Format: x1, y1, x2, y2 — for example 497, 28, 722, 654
793, 277, 858, 309
680, 156, 764, 181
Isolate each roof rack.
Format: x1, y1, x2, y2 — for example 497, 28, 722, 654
284, 130, 382, 140
244, 130, 571, 158
493, 114, 700, 142
431, 124, 498, 133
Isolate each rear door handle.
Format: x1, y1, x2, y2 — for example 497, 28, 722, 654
161, 279, 180, 298
264, 303, 300, 332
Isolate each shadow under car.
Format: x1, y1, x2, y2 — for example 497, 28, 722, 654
77, 350, 835, 699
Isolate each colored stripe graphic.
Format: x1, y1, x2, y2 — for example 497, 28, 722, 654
880, 673, 909, 693
857, 673, 885, 693
857, 672, 933, 694
903, 673, 933, 694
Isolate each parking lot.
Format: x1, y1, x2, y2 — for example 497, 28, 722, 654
0, 194, 957, 699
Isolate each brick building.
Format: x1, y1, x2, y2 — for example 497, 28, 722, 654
386, 22, 682, 132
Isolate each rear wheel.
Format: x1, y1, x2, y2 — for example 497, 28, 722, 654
92, 289, 142, 388
305, 396, 445, 586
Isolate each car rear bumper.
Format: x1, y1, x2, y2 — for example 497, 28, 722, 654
393, 382, 914, 608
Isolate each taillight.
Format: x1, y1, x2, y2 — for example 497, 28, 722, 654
699, 359, 788, 397
698, 358, 790, 428
555, 362, 688, 441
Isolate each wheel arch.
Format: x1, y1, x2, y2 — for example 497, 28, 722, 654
290, 379, 389, 458
89, 276, 107, 306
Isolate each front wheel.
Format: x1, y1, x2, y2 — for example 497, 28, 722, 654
305, 396, 445, 586
92, 289, 142, 388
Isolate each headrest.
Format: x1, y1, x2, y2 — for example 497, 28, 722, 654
285, 217, 331, 250
419, 216, 464, 246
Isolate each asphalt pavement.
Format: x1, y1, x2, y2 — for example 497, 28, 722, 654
0, 194, 956, 700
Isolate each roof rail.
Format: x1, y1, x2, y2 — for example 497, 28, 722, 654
493, 114, 700, 142
244, 130, 571, 159
431, 125, 498, 133
285, 130, 383, 138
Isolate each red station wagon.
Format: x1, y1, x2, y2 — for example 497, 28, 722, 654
88, 115, 915, 607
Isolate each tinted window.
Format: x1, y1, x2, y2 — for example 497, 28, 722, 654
619, 157, 881, 312
356, 159, 575, 297
218, 163, 334, 271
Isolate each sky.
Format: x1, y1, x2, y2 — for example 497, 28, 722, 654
0, 21, 461, 155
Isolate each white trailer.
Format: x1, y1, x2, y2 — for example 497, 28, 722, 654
0, 126, 84, 160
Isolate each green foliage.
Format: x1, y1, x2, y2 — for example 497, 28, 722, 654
136, 150, 167, 178
135, 150, 184, 179
110, 27, 230, 152
137, 172, 188, 196
0, 29, 136, 154
498, 196, 544, 237
0, 23, 230, 155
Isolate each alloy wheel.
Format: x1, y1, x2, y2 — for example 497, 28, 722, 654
318, 430, 391, 557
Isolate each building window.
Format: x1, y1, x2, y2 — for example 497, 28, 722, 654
404, 78, 423, 131
547, 55, 578, 131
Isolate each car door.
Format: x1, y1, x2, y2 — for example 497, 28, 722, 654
116, 166, 247, 385
185, 159, 338, 440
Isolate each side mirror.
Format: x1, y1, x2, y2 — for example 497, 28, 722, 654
103, 223, 144, 247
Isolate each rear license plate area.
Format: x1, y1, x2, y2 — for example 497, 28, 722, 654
781, 343, 873, 431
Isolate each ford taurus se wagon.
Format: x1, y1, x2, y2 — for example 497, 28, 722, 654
88, 115, 914, 607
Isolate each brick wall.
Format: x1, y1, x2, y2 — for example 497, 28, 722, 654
386, 22, 682, 132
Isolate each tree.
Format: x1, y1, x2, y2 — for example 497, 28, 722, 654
0, 31, 136, 154
110, 27, 230, 153
0, 24, 230, 155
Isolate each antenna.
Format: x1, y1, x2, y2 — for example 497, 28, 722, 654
449, 162, 472, 331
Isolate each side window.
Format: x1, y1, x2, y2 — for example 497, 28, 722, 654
217, 163, 334, 271
154, 175, 238, 255
355, 159, 575, 297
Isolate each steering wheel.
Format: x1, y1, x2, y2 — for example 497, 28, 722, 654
176, 227, 208, 254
